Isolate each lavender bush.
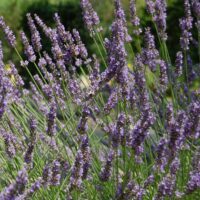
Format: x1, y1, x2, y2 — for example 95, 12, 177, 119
0, 0, 199, 199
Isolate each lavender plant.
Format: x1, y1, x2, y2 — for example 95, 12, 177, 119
0, 0, 199, 199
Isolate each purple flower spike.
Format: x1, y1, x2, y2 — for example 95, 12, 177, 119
80, 0, 100, 35
130, 0, 142, 35
69, 150, 84, 190
27, 13, 42, 52
175, 51, 183, 78
46, 100, 57, 137
20, 31, 36, 62
99, 149, 115, 182
0, 167, 28, 200
0, 16, 16, 47
51, 160, 61, 186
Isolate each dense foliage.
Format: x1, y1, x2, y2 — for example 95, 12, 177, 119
0, 0, 199, 199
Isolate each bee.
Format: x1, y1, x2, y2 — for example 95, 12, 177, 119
5, 64, 15, 85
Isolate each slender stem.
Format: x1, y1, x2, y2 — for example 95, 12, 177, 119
93, 37, 107, 68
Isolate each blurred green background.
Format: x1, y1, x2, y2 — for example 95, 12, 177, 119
0, 0, 198, 71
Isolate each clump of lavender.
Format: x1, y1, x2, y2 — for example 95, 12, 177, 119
0, 0, 200, 199
0, 168, 28, 200
16, 178, 42, 200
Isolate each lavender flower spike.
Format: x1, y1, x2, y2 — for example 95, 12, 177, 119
80, 135, 91, 179
46, 100, 57, 137
146, 0, 167, 41
142, 27, 159, 72
27, 13, 42, 52
99, 149, 115, 182
80, 0, 100, 35
0, 16, 16, 47
69, 150, 84, 190
51, 160, 61, 186
175, 51, 183, 78
0, 167, 28, 200
130, 0, 142, 35
20, 31, 36, 62
186, 171, 200, 194
179, 0, 193, 50
24, 118, 37, 166
154, 0, 167, 40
